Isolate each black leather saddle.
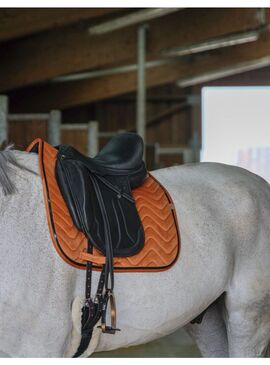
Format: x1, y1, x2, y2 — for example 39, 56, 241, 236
56, 132, 147, 257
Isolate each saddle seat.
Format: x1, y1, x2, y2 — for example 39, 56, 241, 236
58, 133, 146, 189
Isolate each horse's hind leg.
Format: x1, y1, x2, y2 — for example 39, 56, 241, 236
184, 297, 228, 357
225, 289, 270, 357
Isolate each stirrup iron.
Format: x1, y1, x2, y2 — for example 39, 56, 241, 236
98, 289, 120, 334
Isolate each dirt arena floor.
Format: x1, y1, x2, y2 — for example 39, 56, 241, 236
93, 328, 201, 357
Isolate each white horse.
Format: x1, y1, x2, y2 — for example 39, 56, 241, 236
0, 147, 270, 358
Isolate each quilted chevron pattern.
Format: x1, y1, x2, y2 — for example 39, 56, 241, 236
27, 139, 180, 272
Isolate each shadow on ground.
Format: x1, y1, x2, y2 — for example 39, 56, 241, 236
0, 328, 201, 358
93, 328, 201, 357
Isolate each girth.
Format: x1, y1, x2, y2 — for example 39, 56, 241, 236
26, 137, 180, 357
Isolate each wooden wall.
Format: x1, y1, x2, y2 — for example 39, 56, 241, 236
62, 84, 193, 167
7, 66, 270, 168
9, 119, 47, 150
61, 129, 88, 155
7, 84, 195, 168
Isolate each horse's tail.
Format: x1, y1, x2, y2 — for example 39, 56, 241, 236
0, 144, 19, 195
0, 144, 35, 195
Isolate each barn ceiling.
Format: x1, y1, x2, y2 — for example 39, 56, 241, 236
0, 8, 269, 112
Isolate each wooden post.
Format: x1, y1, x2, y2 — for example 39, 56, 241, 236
136, 24, 147, 150
48, 110, 61, 145
189, 88, 201, 162
0, 95, 8, 146
88, 121, 99, 157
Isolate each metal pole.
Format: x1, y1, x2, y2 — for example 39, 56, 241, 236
61, 123, 88, 131
48, 110, 61, 146
88, 121, 99, 157
136, 24, 147, 147
189, 92, 201, 162
0, 95, 8, 146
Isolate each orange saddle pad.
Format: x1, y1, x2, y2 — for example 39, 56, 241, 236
27, 138, 180, 272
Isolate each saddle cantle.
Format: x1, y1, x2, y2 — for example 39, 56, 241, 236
26, 135, 180, 357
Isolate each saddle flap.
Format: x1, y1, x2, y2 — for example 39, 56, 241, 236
56, 154, 144, 257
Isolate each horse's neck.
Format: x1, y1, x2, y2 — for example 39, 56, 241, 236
0, 152, 90, 356
0, 151, 84, 287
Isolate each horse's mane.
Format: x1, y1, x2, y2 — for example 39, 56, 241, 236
0, 145, 35, 196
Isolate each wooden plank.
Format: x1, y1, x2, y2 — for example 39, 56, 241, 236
159, 154, 183, 168
0, 9, 125, 42
9, 30, 270, 111
9, 119, 47, 149
147, 109, 191, 146
144, 103, 189, 128
0, 8, 259, 91
148, 8, 259, 54
61, 129, 87, 155
263, 8, 270, 23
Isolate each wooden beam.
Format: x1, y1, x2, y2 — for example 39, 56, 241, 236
9, 62, 188, 111
177, 56, 270, 87
202, 66, 270, 87
9, 29, 270, 112
88, 8, 180, 35
114, 95, 187, 102
0, 8, 260, 92
127, 103, 190, 133
0, 9, 125, 42
146, 103, 190, 128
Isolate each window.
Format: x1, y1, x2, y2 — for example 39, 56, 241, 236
201, 86, 270, 182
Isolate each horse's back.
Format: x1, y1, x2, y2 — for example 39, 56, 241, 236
153, 161, 270, 225
153, 161, 270, 288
